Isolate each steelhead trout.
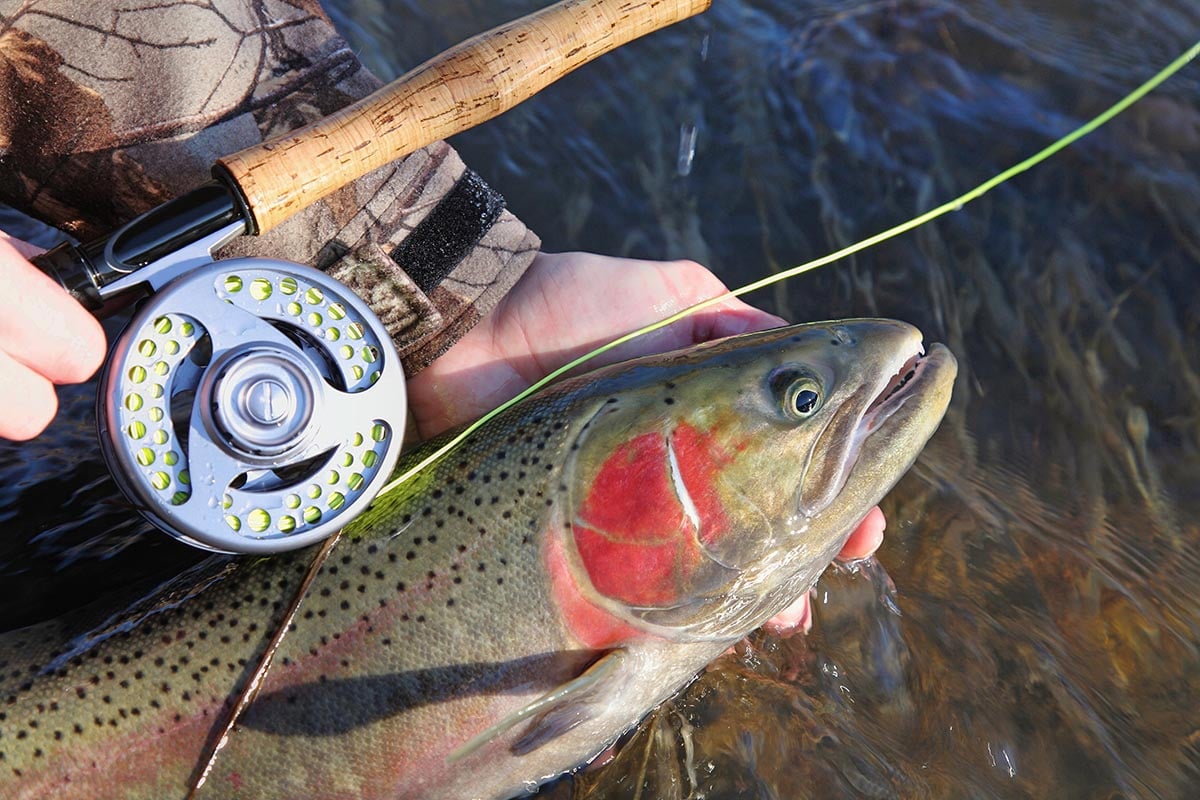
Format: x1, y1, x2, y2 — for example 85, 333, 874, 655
0, 319, 955, 800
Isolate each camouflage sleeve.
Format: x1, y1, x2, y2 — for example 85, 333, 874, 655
0, 0, 541, 373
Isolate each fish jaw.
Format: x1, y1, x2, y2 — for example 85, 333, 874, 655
551, 319, 956, 642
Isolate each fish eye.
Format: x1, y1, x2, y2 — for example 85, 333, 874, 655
769, 369, 824, 419
790, 385, 820, 416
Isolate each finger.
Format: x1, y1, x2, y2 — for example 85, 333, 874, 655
0, 238, 106, 384
763, 591, 813, 636
502, 253, 784, 371
653, 259, 788, 340
836, 505, 886, 561
0, 347, 59, 440
0, 230, 44, 259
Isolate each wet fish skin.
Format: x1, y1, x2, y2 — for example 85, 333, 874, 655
0, 319, 955, 800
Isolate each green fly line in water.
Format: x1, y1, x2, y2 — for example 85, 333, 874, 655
379, 37, 1200, 500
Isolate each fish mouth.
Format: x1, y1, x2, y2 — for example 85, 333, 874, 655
861, 348, 927, 433
798, 333, 955, 520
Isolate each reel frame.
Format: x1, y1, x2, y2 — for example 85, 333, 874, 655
97, 258, 405, 553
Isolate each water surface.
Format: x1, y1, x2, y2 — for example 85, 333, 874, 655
2, 0, 1198, 797
330, 2, 1200, 796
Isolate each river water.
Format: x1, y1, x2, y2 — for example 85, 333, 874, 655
3, 0, 1199, 797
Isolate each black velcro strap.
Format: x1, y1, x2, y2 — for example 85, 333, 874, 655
390, 169, 506, 294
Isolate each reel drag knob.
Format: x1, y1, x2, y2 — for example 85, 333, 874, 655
97, 259, 406, 553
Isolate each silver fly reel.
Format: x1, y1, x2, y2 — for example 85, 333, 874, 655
97, 258, 405, 553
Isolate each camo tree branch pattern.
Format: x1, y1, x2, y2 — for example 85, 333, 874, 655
0, 0, 540, 373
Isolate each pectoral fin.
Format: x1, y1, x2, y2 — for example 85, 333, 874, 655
450, 650, 626, 761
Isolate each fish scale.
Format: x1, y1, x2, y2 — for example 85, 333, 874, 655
0, 320, 956, 800
0, 396, 587, 800
0, 553, 310, 799
203, 404, 593, 798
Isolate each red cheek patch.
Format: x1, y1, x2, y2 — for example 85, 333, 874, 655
669, 423, 732, 548
571, 427, 733, 608
577, 432, 685, 545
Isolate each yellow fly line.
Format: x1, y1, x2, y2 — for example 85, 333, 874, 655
379, 38, 1200, 499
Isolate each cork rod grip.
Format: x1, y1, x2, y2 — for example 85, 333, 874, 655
216, 0, 712, 234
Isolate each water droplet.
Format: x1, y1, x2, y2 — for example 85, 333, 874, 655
676, 122, 698, 177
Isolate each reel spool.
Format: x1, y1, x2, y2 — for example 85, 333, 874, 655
97, 258, 406, 553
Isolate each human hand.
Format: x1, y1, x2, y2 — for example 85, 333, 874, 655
0, 233, 107, 440
408, 251, 886, 632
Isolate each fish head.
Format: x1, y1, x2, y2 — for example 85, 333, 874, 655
555, 319, 956, 641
